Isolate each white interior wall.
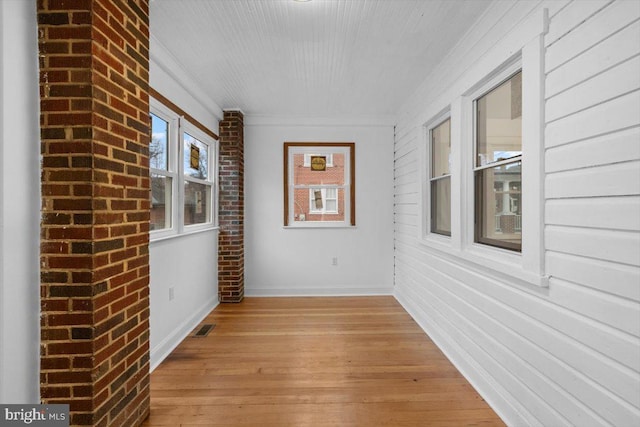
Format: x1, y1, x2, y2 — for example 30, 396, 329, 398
148, 231, 219, 370
393, 0, 640, 425
244, 117, 395, 296
0, 0, 40, 403
148, 49, 223, 370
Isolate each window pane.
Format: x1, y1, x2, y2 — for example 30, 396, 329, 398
430, 177, 451, 236
184, 181, 210, 225
475, 161, 522, 251
151, 175, 171, 230
184, 133, 209, 179
431, 118, 451, 177
295, 187, 343, 222
476, 72, 522, 167
150, 114, 168, 170
294, 152, 344, 185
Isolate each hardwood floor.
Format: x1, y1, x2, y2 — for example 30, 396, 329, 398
142, 296, 504, 426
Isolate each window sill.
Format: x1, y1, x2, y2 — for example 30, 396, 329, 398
284, 223, 356, 229
419, 237, 549, 290
150, 225, 219, 243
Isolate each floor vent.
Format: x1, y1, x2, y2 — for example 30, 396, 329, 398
193, 324, 215, 337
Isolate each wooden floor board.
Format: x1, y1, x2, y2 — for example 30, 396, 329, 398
142, 296, 504, 426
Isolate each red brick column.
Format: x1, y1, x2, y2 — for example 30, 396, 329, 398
38, 1, 150, 426
218, 110, 244, 302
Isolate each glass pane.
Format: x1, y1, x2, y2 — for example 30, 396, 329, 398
184, 132, 209, 179
430, 177, 451, 236
431, 118, 451, 178
476, 71, 522, 167
293, 152, 345, 186
475, 161, 522, 251
150, 114, 168, 170
151, 175, 171, 230
294, 187, 344, 222
184, 181, 210, 225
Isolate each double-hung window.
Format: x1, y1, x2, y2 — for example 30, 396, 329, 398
183, 127, 213, 226
474, 71, 522, 251
150, 98, 217, 238
419, 8, 547, 287
150, 108, 177, 232
429, 118, 452, 236
284, 142, 355, 227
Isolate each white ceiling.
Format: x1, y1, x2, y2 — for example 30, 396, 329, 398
150, 0, 493, 118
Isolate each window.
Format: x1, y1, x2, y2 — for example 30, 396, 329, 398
150, 111, 175, 231
309, 187, 338, 214
417, 9, 547, 287
183, 131, 212, 226
429, 118, 451, 236
150, 98, 217, 238
474, 71, 522, 251
284, 142, 355, 227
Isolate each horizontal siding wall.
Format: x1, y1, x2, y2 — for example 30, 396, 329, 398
393, 1, 640, 426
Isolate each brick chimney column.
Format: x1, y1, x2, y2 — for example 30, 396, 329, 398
38, 1, 150, 425
218, 110, 245, 303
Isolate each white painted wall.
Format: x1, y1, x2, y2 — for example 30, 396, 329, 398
149, 231, 219, 370
393, 1, 640, 426
244, 116, 395, 296
0, 0, 40, 403
148, 45, 223, 370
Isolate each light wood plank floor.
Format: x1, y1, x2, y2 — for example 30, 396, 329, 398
142, 296, 504, 426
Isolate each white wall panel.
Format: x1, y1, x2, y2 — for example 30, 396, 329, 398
546, 197, 640, 231
393, 1, 640, 426
545, 126, 640, 173
545, 92, 640, 148
546, 56, 640, 122
149, 231, 218, 370
546, 252, 640, 303
244, 120, 394, 296
544, 0, 612, 46
546, 20, 640, 98
546, 0, 640, 71
546, 161, 640, 199
0, 0, 40, 404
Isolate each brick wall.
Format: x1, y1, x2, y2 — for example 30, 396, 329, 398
218, 111, 244, 303
38, 1, 150, 426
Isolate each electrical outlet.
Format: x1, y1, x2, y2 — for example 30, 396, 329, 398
332, 257, 338, 266
169, 287, 175, 300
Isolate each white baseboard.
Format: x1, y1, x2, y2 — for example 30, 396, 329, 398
150, 297, 219, 372
245, 286, 393, 297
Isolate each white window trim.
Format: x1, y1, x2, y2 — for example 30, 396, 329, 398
421, 109, 452, 245
150, 100, 179, 240
150, 98, 218, 241
180, 120, 218, 234
286, 145, 352, 228
418, 9, 548, 288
